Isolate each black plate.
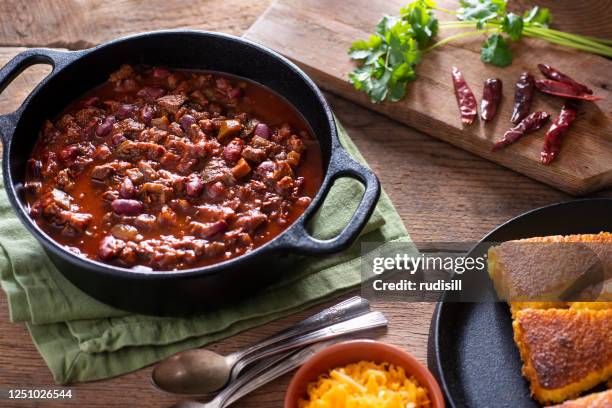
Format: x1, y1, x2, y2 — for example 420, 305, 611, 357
428, 198, 612, 408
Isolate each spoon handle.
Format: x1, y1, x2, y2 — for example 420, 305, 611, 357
230, 296, 369, 365
233, 311, 387, 373
175, 341, 340, 408
222, 340, 338, 407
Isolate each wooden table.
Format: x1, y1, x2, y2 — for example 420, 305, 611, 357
0, 1, 610, 406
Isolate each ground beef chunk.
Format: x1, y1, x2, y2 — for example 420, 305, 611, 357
157, 94, 186, 114
234, 210, 267, 233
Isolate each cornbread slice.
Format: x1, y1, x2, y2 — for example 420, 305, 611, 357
513, 308, 612, 404
489, 233, 612, 303
548, 389, 612, 407
509, 301, 567, 319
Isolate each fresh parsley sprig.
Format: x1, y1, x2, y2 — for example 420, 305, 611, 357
349, 0, 612, 103
348, 1, 437, 103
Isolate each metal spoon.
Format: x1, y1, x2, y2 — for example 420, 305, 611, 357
152, 296, 371, 395
171, 339, 340, 408
155, 311, 386, 397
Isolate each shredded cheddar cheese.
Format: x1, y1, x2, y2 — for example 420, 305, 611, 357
298, 361, 431, 408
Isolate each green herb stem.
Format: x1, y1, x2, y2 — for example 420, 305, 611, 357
522, 29, 612, 57
427, 29, 496, 51
440, 21, 480, 27
527, 27, 612, 49
538, 27, 612, 46
438, 21, 612, 56
433, 6, 458, 15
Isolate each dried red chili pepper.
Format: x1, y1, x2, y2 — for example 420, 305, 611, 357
541, 101, 579, 165
492, 111, 550, 152
537, 64, 592, 95
535, 79, 603, 101
451, 66, 477, 125
481, 78, 502, 121
511, 72, 535, 124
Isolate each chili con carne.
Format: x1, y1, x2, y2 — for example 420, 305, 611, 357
25, 65, 323, 270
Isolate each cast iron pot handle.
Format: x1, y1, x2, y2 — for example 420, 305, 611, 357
277, 147, 381, 255
0, 48, 82, 144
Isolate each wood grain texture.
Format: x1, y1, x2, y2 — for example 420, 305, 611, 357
0, 1, 611, 407
0, 0, 271, 48
244, 0, 612, 195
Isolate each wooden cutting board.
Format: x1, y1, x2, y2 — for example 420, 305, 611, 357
244, 0, 612, 195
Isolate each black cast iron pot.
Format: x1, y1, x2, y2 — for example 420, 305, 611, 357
0, 31, 380, 315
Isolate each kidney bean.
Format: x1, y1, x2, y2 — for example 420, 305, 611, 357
111, 133, 127, 146
111, 198, 144, 215
96, 117, 115, 137
223, 138, 244, 163
117, 104, 136, 119
179, 114, 196, 132
253, 123, 271, 139
138, 105, 153, 126
206, 181, 226, 198
152, 66, 171, 79
185, 175, 204, 197
59, 145, 80, 165
119, 177, 135, 198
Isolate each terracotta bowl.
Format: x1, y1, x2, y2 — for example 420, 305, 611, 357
285, 339, 445, 408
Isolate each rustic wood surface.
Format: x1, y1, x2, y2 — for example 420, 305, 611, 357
244, 0, 612, 195
0, 1, 611, 407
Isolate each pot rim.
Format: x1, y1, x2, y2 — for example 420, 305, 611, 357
1, 29, 341, 280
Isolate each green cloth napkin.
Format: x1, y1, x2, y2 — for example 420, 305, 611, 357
0, 121, 416, 384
